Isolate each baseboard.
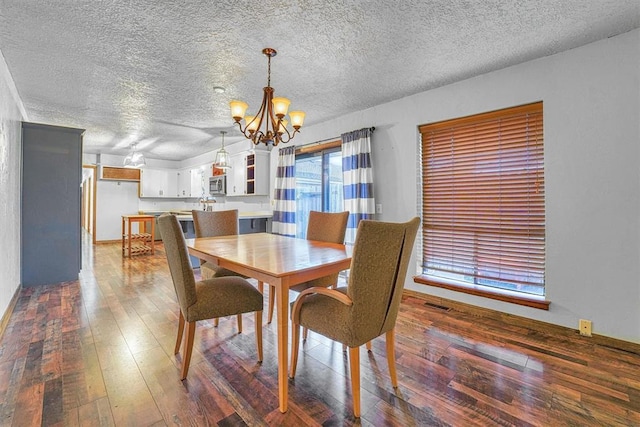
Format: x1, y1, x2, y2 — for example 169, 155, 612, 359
0, 284, 21, 341
95, 239, 121, 244
403, 289, 640, 355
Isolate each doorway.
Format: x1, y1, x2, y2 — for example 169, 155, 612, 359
81, 165, 97, 244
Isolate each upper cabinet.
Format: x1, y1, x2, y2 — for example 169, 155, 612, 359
99, 166, 140, 181
177, 167, 207, 198
227, 150, 270, 196
140, 165, 212, 198
139, 168, 179, 198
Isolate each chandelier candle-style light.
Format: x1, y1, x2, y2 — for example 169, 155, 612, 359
230, 48, 305, 147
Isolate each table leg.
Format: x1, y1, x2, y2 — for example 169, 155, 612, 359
150, 218, 155, 254
128, 219, 132, 257
275, 279, 290, 413
121, 217, 125, 256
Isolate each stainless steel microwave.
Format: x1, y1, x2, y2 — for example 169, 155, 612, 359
209, 175, 226, 196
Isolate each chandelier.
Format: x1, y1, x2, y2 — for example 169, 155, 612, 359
229, 48, 305, 147
123, 143, 146, 168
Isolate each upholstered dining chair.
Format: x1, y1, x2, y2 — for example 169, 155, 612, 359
192, 209, 241, 280
267, 210, 349, 325
192, 209, 261, 330
290, 217, 420, 418
158, 213, 263, 380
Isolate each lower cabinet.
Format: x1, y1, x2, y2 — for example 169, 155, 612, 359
239, 218, 268, 234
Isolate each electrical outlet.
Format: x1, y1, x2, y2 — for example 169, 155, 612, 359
579, 319, 592, 337
376, 204, 382, 214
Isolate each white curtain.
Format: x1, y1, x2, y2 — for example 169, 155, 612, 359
272, 146, 296, 237
342, 128, 375, 244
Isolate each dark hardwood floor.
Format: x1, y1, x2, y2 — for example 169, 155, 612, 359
1, 234, 640, 426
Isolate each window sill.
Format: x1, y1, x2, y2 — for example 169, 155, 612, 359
413, 275, 550, 310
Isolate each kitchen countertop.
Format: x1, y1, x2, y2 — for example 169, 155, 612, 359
140, 210, 273, 221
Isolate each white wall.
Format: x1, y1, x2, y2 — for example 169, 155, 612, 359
95, 180, 141, 241
0, 50, 26, 320
276, 29, 640, 343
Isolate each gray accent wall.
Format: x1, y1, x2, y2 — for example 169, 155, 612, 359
21, 122, 84, 286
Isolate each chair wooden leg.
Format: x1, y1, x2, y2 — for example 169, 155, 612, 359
255, 310, 263, 362
348, 346, 361, 418
290, 322, 301, 378
303, 327, 308, 341
268, 285, 275, 324
214, 318, 219, 327
175, 311, 185, 355
386, 329, 398, 388
366, 341, 372, 352
257, 281, 264, 293
181, 321, 196, 380
237, 314, 243, 333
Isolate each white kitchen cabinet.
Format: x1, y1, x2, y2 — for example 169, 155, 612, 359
178, 166, 208, 198
177, 168, 190, 197
227, 150, 270, 196
228, 154, 246, 196
189, 166, 206, 198
139, 168, 179, 198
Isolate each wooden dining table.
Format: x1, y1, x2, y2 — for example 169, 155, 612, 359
185, 232, 352, 413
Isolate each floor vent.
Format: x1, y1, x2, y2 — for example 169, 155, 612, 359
424, 302, 451, 311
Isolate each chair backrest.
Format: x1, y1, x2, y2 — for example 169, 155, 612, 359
347, 217, 420, 342
306, 211, 349, 243
158, 214, 197, 312
304, 211, 349, 287
192, 209, 239, 238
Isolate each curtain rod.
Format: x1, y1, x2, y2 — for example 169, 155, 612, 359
297, 127, 375, 149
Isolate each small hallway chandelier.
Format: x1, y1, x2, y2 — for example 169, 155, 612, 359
123, 143, 146, 168
229, 48, 305, 147
214, 131, 231, 170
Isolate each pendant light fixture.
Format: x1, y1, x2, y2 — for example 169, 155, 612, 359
214, 131, 231, 170
123, 143, 146, 168
229, 48, 305, 147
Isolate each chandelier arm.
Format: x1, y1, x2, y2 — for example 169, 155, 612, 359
276, 126, 296, 145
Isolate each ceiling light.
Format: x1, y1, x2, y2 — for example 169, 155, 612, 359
230, 48, 305, 147
123, 143, 146, 168
214, 131, 231, 170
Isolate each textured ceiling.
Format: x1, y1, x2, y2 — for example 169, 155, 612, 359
1, 1, 639, 161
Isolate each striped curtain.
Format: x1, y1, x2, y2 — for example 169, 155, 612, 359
342, 128, 375, 244
272, 146, 296, 237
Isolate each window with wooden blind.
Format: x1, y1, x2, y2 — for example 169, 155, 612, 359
418, 102, 545, 301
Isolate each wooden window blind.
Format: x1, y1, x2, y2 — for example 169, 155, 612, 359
419, 102, 545, 296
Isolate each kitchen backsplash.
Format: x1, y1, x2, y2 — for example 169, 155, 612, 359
137, 195, 272, 213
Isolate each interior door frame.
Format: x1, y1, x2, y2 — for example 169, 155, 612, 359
82, 164, 97, 244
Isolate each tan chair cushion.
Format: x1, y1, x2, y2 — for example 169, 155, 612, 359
187, 276, 263, 322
